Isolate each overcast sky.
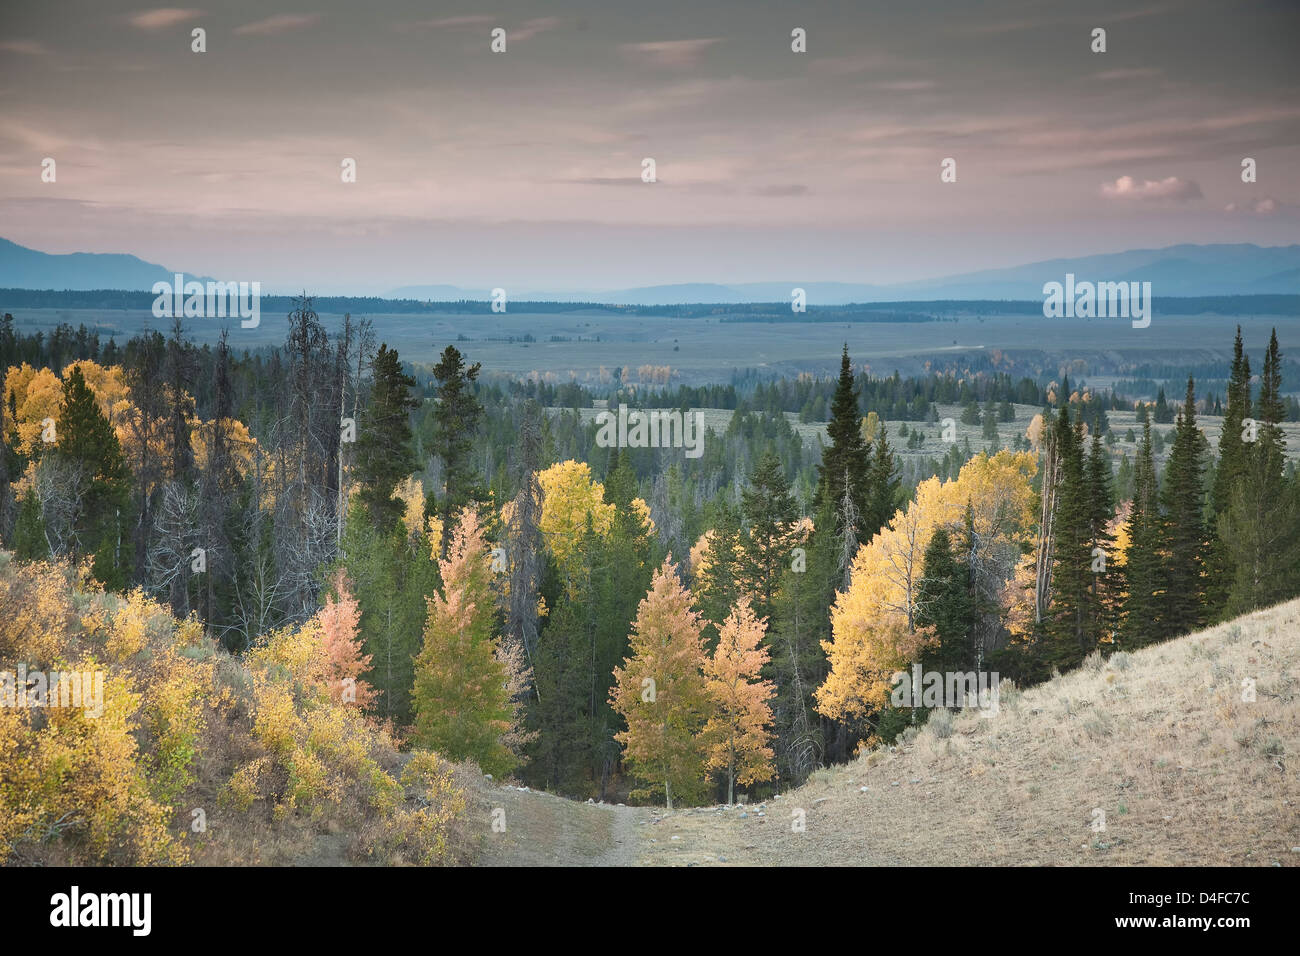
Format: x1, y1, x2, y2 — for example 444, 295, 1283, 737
1, 0, 1298, 294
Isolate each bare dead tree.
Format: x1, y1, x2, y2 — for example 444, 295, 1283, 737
31, 457, 88, 558
1034, 426, 1061, 623
146, 480, 199, 615
504, 399, 543, 697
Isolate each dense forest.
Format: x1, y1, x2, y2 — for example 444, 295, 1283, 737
1, 300, 1297, 814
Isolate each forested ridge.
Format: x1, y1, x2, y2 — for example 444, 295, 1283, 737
1, 298, 1297, 864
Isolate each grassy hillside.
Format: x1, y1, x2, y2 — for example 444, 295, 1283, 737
632, 599, 1300, 866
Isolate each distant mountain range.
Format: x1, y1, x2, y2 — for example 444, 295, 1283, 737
2, 237, 1296, 303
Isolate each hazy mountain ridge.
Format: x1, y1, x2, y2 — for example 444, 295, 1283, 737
1, 237, 1297, 302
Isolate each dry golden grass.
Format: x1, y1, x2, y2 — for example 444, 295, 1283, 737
638, 599, 1300, 866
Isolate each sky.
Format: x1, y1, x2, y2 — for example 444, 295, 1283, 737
1, 0, 1298, 294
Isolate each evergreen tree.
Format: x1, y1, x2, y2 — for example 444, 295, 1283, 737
1085, 433, 1117, 642
1206, 326, 1252, 618
915, 526, 975, 673
526, 520, 601, 795
739, 449, 798, 623
340, 501, 437, 723
697, 500, 742, 645
1220, 329, 1299, 613
1159, 377, 1207, 638
1120, 419, 1163, 648
430, 345, 485, 556
766, 498, 834, 782
815, 345, 873, 544
353, 344, 419, 532
864, 429, 900, 541
1211, 326, 1252, 519
1043, 408, 1092, 669
56, 365, 130, 586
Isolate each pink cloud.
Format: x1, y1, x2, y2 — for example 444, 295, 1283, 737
1099, 175, 1202, 201
128, 8, 202, 31
234, 14, 321, 36
619, 38, 722, 68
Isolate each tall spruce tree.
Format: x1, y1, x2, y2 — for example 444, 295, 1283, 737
1206, 327, 1252, 618
766, 498, 834, 783
864, 429, 901, 542
1085, 433, 1117, 642
740, 449, 798, 623
697, 500, 743, 646
353, 344, 418, 532
1043, 407, 1093, 669
56, 365, 131, 586
1159, 377, 1207, 638
816, 345, 873, 545
916, 526, 975, 673
1220, 329, 1299, 613
430, 345, 485, 556
1120, 419, 1163, 647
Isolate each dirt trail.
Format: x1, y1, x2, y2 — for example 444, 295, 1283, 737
471, 783, 650, 866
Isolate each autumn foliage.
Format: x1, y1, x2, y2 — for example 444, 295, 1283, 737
0, 554, 469, 866
610, 559, 711, 808
701, 598, 777, 804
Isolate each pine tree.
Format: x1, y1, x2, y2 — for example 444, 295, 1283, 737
1219, 441, 1299, 614
1212, 326, 1252, 519
696, 500, 742, 645
609, 559, 711, 808
1043, 407, 1093, 669
915, 526, 975, 673
354, 344, 419, 532
1120, 419, 1163, 648
412, 506, 516, 776
766, 498, 834, 782
342, 501, 437, 723
1159, 377, 1207, 638
526, 519, 601, 795
702, 599, 777, 805
864, 429, 901, 541
1220, 329, 1298, 613
739, 449, 798, 623
815, 345, 873, 544
430, 345, 485, 556
1085, 433, 1117, 642
56, 365, 130, 586
1206, 327, 1252, 618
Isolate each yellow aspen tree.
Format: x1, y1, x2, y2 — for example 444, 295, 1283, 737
412, 507, 516, 776
702, 598, 777, 805
609, 558, 710, 808
817, 451, 1037, 725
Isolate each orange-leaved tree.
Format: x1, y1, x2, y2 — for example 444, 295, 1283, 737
318, 568, 376, 709
702, 598, 776, 805
610, 558, 710, 808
